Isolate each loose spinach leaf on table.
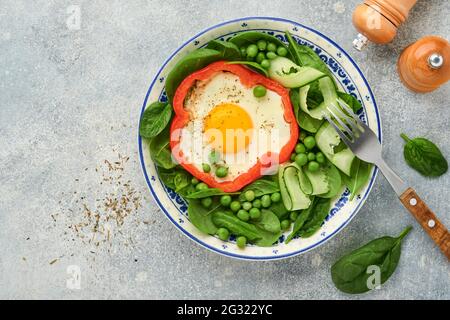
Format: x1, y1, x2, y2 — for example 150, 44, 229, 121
238, 179, 280, 201
187, 199, 220, 235
401, 133, 448, 177
212, 211, 261, 241
337, 91, 363, 113
297, 197, 331, 238
149, 128, 177, 169
186, 188, 240, 199
165, 48, 222, 103
205, 40, 241, 61
139, 102, 172, 139
331, 226, 412, 294
226, 61, 269, 77
341, 160, 372, 200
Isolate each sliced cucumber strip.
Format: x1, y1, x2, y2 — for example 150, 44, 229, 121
303, 167, 330, 196
279, 164, 311, 211
300, 76, 338, 120
268, 57, 325, 88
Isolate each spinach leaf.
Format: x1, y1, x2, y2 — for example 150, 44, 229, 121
186, 188, 240, 199
238, 179, 280, 201
229, 31, 291, 59
254, 209, 281, 233
212, 211, 261, 241
187, 199, 220, 235
305, 80, 324, 109
268, 200, 289, 221
158, 166, 196, 196
341, 160, 372, 200
226, 61, 269, 77
337, 92, 363, 113
290, 89, 323, 133
149, 128, 176, 169
331, 226, 412, 294
318, 162, 342, 199
165, 48, 222, 103
298, 197, 331, 237
205, 40, 241, 60
254, 226, 282, 247
139, 102, 172, 139
285, 31, 334, 81
285, 197, 316, 243
401, 134, 448, 177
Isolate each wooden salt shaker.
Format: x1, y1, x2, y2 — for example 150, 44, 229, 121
397, 36, 450, 93
352, 0, 418, 50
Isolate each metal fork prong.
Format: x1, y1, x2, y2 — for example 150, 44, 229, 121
327, 107, 354, 141
330, 103, 361, 135
336, 98, 366, 128
323, 113, 354, 147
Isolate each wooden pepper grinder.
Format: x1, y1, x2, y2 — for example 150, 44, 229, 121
397, 36, 450, 93
352, 0, 418, 50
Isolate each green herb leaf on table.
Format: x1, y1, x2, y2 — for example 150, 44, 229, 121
149, 128, 177, 169
331, 226, 412, 294
341, 160, 372, 200
187, 199, 220, 235
205, 40, 242, 61
186, 188, 240, 199
401, 134, 448, 177
139, 102, 172, 139
165, 48, 223, 103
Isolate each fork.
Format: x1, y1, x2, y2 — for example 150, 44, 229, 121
325, 100, 450, 259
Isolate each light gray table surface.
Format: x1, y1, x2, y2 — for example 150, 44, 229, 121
0, 0, 449, 300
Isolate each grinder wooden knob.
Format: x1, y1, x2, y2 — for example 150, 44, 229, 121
397, 36, 450, 93
352, 0, 417, 50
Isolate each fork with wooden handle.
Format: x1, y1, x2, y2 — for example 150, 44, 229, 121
324, 100, 450, 259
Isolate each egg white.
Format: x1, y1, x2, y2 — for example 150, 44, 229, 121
178, 71, 291, 182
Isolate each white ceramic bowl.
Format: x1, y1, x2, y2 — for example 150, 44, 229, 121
138, 17, 381, 260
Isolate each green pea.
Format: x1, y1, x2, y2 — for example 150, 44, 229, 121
249, 207, 261, 220
277, 46, 288, 57
267, 42, 277, 52
316, 152, 325, 164
257, 39, 267, 51
299, 131, 307, 142
281, 219, 291, 230
237, 209, 250, 221
236, 236, 247, 248
307, 152, 316, 161
220, 195, 232, 207
202, 163, 211, 173
252, 199, 262, 208
217, 228, 230, 241
307, 161, 320, 172
271, 192, 281, 203
304, 136, 316, 149
244, 190, 255, 201
290, 211, 298, 221
242, 201, 252, 211
260, 59, 270, 69
253, 85, 267, 98
246, 44, 258, 58
290, 153, 296, 161
256, 52, 265, 63
230, 201, 241, 212
261, 195, 271, 208
295, 153, 308, 166
266, 51, 277, 60
208, 150, 221, 164
240, 47, 247, 57
215, 166, 228, 178
295, 143, 306, 154
195, 182, 208, 191
201, 197, 212, 208
191, 178, 199, 185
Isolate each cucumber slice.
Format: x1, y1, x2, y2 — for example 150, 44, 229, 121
303, 167, 330, 196
279, 164, 311, 211
268, 57, 325, 88
318, 162, 342, 198
315, 121, 357, 176
291, 163, 312, 194
300, 76, 338, 120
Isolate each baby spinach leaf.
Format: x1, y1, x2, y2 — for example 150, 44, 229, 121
337, 92, 363, 113
149, 128, 176, 169
318, 162, 342, 199
298, 197, 331, 238
341, 160, 372, 200
401, 134, 448, 177
290, 89, 323, 133
139, 102, 172, 139
331, 226, 412, 294
285, 197, 317, 243
229, 31, 291, 59
212, 211, 261, 241
187, 199, 220, 235
226, 61, 269, 77
158, 166, 196, 196
254, 226, 282, 247
206, 40, 241, 61
165, 48, 222, 103
268, 200, 289, 221
238, 179, 280, 201
255, 209, 281, 233
186, 188, 240, 199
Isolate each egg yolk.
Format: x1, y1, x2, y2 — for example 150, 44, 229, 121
203, 103, 253, 154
